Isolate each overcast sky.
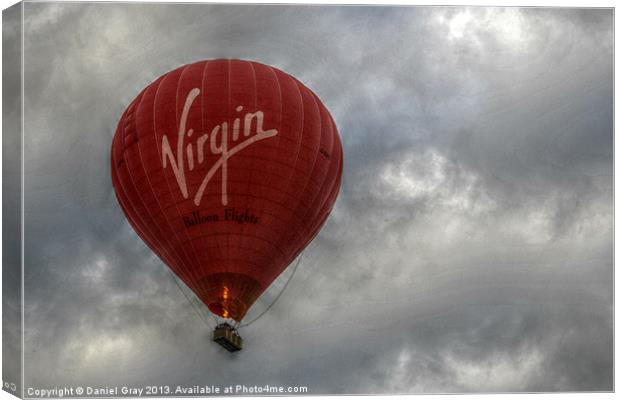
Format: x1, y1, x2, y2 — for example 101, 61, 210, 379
6, 3, 614, 394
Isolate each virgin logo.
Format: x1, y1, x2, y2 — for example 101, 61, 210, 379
161, 88, 278, 206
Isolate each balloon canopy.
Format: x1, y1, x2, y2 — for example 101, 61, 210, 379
111, 59, 343, 322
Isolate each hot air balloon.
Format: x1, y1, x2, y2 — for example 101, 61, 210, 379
110, 59, 343, 351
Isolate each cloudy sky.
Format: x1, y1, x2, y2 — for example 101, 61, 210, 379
4, 2, 613, 395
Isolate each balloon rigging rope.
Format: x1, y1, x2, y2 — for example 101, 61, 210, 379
167, 269, 214, 330
167, 254, 303, 331
239, 254, 303, 328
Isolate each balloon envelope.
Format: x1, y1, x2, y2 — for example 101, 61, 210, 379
111, 59, 343, 321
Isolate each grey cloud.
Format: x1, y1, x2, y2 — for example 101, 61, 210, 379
15, 3, 612, 394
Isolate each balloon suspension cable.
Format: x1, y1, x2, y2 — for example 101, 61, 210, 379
239, 254, 303, 328
167, 270, 214, 330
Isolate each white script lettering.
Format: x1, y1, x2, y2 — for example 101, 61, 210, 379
161, 88, 278, 206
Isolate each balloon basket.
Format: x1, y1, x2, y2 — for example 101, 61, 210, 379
213, 323, 243, 352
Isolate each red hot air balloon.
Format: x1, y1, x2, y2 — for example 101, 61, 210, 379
111, 59, 343, 347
